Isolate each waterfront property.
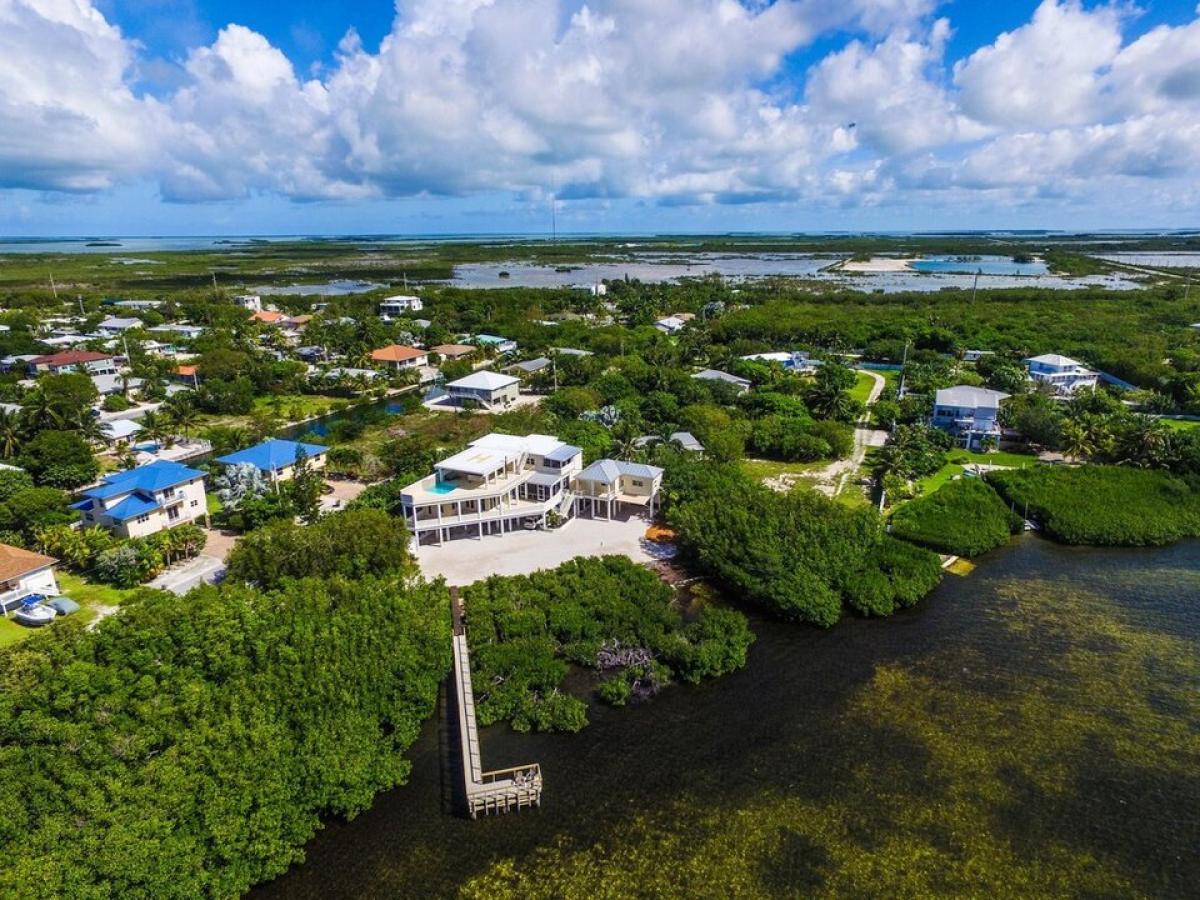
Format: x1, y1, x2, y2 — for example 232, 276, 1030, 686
0, 543, 59, 614
401, 433, 583, 545
401, 432, 665, 547
74, 460, 208, 538
574, 459, 665, 519
445, 371, 521, 410
450, 589, 542, 818
216, 438, 328, 482
369, 344, 429, 371
932, 386, 1010, 450
740, 350, 821, 373
1024, 353, 1099, 395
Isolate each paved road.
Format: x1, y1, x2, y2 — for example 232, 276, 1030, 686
148, 554, 226, 595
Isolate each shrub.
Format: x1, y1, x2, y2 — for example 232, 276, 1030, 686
890, 478, 1021, 557
987, 465, 1200, 546
463, 556, 753, 732
226, 508, 414, 589
0, 576, 449, 898
666, 460, 943, 625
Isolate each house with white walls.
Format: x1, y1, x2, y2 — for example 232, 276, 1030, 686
1024, 354, 1098, 396
74, 460, 208, 538
400, 433, 663, 546
932, 386, 1010, 450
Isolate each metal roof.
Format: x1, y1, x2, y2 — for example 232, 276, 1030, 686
216, 438, 328, 472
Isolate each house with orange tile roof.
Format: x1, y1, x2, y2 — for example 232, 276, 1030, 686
370, 344, 429, 371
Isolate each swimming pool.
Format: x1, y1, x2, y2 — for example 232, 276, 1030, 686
429, 480, 458, 495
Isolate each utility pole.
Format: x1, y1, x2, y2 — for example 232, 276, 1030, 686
897, 340, 910, 399
971, 268, 981, 303
49, 273, 58, 300
77, 295, 85, 317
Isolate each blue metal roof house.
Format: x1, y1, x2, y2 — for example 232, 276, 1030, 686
216, 438, 328, 481
75, 460, 208, 538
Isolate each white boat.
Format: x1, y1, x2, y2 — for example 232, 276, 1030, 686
13, 604, 56, 627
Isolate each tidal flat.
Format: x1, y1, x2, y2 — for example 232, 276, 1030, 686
257, 536, 1200, 898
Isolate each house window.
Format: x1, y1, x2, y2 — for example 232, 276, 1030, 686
135, 514, 150, 524
631, 479, 645, 487
190, 500, 199, 508
167, 507, 180, 522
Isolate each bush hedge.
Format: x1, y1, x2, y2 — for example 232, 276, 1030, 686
890, 478, 1022, 557
463, 556, 754, 732
987, 465, 1200, 546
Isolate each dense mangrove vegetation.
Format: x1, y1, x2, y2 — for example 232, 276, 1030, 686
463, 557, 753, 732
0, 576, 450, 898
988, 465, 1200, 546
889, 478, 1022, 557
666, 462, 944, 624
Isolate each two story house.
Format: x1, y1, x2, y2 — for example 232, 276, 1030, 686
400, 432, 665, 546
932, 386, 1010, 450
1024, 354, 1098, 396
379, 295, 423, 317
27, 350, 117, 376
446, 371, 521, 410
401, 433, 584, 545
369, 344, 429, 371
74, 460, 208, 538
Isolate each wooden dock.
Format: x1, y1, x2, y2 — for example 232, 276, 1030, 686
451, 590, 542, 818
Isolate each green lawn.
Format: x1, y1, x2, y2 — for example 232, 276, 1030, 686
915, 450, 1039, 498
850, 371, 879, 405
0, 572, 139, 650
0, 617, 28, 647
206, 493, 223, 515
1163, 418, 1200, 431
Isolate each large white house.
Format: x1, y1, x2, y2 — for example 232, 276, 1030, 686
446, 370, 521, 410
379, 295, 424, 317
932, 386, 1010, 450
1024, 354, 1098, 396
74, 460, 208, 538
400, 433, 663, 546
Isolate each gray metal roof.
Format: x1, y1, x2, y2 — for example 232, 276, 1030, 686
543, 443, 582, 463
526, 471, 565, 487
577, 459, 664, 484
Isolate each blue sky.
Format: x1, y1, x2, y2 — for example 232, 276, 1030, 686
2, 1, 1199, 236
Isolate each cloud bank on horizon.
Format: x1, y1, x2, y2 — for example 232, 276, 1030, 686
1, 0, 1199, 230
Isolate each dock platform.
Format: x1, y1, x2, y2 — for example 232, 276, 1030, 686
451, 590, 542, 818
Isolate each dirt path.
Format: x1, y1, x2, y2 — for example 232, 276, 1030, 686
764, 369, 888, 497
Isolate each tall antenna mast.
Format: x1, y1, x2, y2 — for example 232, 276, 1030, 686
49, 273, 58, 300
971, 268, 981, 303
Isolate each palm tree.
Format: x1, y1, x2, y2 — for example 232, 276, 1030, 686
140, 410, 169, 445
166, 397, 198, 440
1119, 414, 1171, 468
23, 391, 63, 430
1059, 420, 1091, 462
75, 414, 106, 447
0, 409, 21, 459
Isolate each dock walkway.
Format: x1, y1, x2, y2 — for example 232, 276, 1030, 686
450, 589, 542, 818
